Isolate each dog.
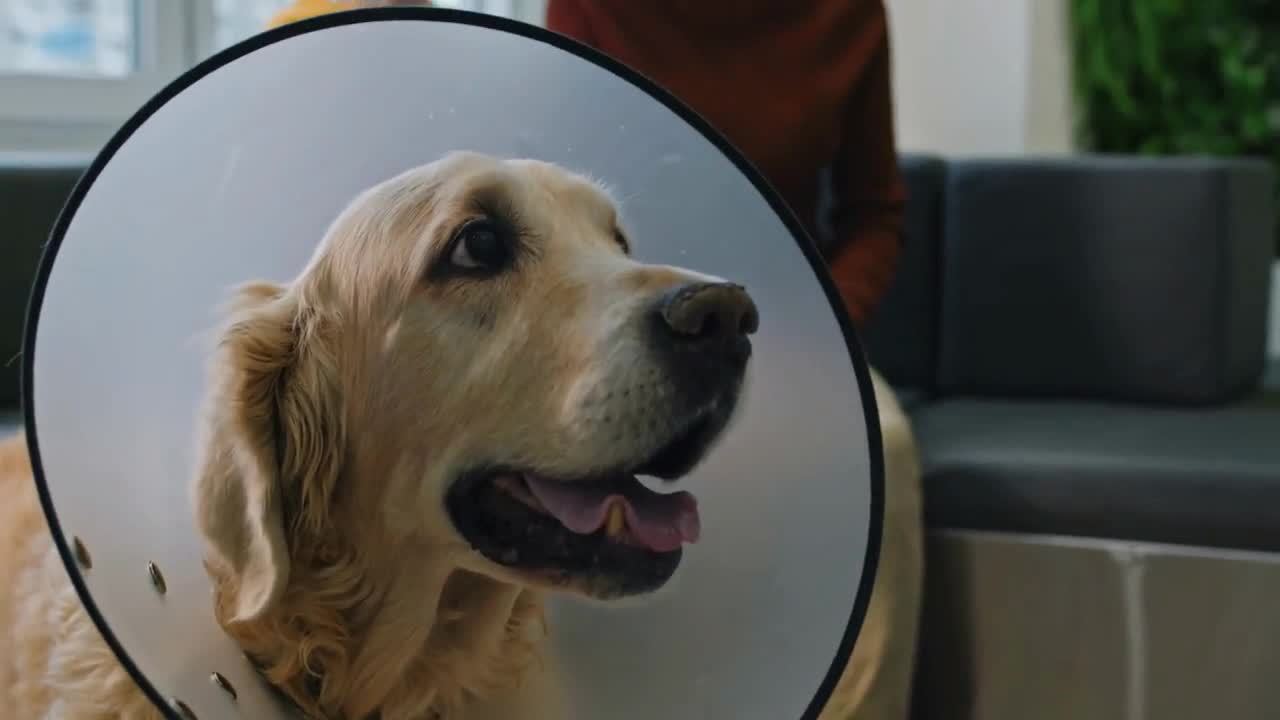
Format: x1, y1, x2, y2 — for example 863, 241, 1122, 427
0, 152, 758, 719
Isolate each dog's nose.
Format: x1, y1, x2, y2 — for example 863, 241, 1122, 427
657, 282, 759, 345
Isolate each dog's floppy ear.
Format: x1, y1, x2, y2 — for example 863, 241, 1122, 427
194, 281, 344, 624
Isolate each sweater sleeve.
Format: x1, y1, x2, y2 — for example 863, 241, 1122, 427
824, 3, 906, 328
545, 0, 597, 44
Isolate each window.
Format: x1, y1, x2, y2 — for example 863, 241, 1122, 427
0, 0, 545, 150
0, 0, 136, 78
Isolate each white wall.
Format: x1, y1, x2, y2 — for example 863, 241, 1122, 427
885, 0, 1075, 157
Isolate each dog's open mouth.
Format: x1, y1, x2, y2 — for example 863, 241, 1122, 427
446, 411, 728, 598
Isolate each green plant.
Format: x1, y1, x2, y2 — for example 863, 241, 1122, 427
1070, 0, 1280, 254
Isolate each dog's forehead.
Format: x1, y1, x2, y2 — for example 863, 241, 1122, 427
509, 160, 619, 228
392, 154, 618, 228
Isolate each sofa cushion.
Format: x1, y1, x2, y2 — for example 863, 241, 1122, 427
893, 386, 931, 413
937, 156, 1276, 405
913, 398, 1280, 552
0, 153, 92, 409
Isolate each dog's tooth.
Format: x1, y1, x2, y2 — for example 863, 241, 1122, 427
605, 503, 626, 538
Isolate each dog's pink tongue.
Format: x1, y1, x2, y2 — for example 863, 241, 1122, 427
523, 475, 700, 553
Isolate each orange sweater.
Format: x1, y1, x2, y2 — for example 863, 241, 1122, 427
545, 0, 905, 326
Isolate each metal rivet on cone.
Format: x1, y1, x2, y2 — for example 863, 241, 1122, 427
211, 671, 238, 700
72, 536, 92, 570
169, 697, 198, 719
147, 561, 167, 595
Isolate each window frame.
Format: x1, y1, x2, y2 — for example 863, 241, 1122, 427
0, 1, 192, 125
0, 0, 546, 150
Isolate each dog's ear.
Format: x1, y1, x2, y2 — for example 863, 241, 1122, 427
194, 281, 344, 624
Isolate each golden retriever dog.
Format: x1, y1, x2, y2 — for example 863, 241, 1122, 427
0, 151, 759, 719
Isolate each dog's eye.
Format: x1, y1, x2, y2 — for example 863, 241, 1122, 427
450, 220, 511, 272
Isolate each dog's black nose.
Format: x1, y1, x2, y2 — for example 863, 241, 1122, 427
657, 282, 759, 347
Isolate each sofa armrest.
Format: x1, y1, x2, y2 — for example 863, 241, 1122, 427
861, 154, 947, 394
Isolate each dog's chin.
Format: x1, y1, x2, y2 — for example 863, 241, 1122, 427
444, 393, 738, 601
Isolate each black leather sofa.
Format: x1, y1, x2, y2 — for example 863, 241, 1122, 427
3, 151, 1280, 718
865, 155, 1280, 552
859, 155, 1280, 720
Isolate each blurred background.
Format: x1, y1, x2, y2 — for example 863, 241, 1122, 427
1, 0, 1277, 359
3, 3, 1280, 719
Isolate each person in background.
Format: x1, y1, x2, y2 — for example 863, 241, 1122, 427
548, 2, 906, 329
545, 2, 924, 719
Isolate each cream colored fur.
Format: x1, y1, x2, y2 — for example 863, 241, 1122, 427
0, 153, 757, 719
